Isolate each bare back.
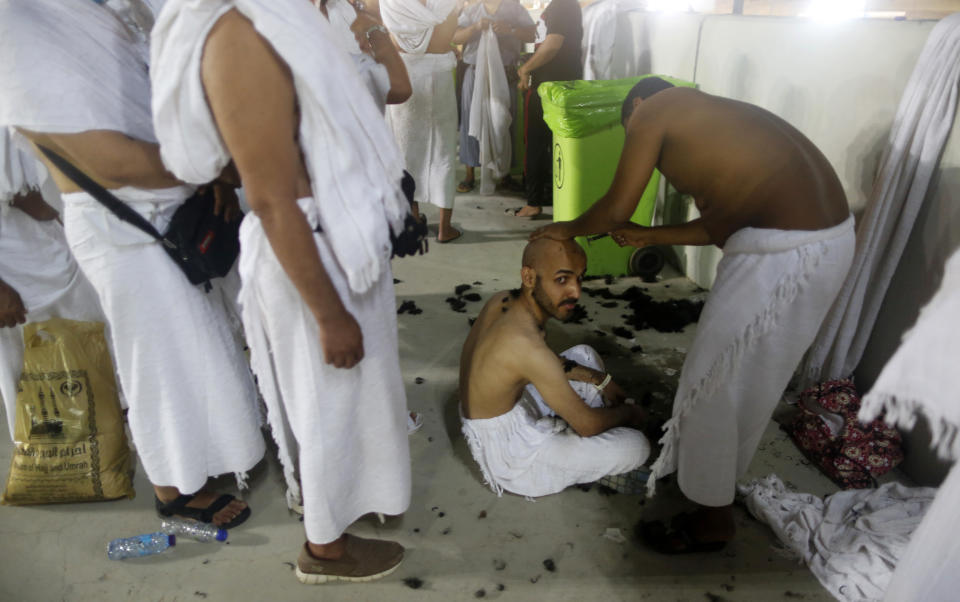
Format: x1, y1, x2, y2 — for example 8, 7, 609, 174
459, 291, 547, 419
632, 88, 849, 245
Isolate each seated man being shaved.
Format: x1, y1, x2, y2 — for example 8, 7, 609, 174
459, 237, 650, 498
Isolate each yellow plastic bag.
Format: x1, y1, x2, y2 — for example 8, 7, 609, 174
2, 318, 134, 505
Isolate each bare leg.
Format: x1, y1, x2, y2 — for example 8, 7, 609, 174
437, 208, 461, 242
410, 200, 421, 221
154, 484, 248, 527
457, 166, 475, 192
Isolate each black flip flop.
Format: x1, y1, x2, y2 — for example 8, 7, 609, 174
637, 514, 728, 555
156, 493, 252, 530
456, 180, 475, 193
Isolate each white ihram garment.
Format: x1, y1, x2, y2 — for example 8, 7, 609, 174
238, 200, 411, 543
382, 0, 458, 210
151, 0, 412, 540
462, 345, 649, 498
858, 245, 960, 601
0, 129, 105, 440
152, 0, 408, 295
468, 28, 512, 195
649, 216, 855, 506
0, 0, 264, 492
739, 474, 936, 602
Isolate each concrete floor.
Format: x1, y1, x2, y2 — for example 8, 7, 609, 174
0, 187, 851, 601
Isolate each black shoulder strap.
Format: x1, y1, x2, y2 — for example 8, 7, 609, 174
37, 145, 168, 245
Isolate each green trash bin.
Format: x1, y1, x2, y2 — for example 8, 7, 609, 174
540, 75, 695, 277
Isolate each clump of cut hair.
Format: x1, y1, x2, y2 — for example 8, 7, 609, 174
621, 77, 675, 124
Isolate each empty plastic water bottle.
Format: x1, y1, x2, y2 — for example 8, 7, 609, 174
106, 532, 176, 560
160, 517, 228, 542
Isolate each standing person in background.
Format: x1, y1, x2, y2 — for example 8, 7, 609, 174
316, 0, 412, 111
0, 128, 109, 442
382, 0, 464, 243
152, 0, 413, 583
0, 0, 265, 528
514, 0, 582, 218
452, 0, 535, 193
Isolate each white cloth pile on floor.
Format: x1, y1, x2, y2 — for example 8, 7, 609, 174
739, 474, 936, 602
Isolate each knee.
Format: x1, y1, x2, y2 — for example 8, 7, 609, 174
563, 344, 604, 372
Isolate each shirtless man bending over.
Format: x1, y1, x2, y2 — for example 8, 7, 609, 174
531, 78, 855, 552
459, 237, 650, 498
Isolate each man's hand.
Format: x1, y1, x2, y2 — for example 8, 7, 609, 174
610, 223, 654, 248
0, 280, 27, 328
211, 181, 241, 222
10, 190, 59, 221
350, 11, 384, 56
317, 309, 365, 369
529, 221, 573, 242
491, 20, 512, 35
625, 404, 647, 430
517, 65, 531, 92
601, 379, 627, 405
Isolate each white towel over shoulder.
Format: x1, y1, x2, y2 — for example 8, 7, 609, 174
151, 0, 408, 294
381, 0, 459, 54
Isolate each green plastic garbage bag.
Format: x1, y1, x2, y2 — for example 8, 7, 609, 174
539, 74, 696, 139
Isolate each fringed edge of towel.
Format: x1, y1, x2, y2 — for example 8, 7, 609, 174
460, 421, 505, 497
860, 392, 960, 462
646, 242, 826, 497
239, 279, 304, 511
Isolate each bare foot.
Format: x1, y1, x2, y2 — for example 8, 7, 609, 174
513, 205, 542, 218
154, 485, 249, 527
437, 227, 462, 243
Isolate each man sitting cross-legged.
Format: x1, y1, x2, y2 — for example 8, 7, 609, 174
459, 237, 650, 497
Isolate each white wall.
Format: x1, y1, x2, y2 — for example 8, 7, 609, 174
612, 12, 960, 484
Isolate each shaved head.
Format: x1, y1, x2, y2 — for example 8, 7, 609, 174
519, 238, 587, 323
522, 238, 586, 270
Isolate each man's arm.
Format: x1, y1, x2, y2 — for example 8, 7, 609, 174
503, 22, 536, 43
517, 33, 563, 91
352, 12, 412, 104
19, 129, 181, 192
523, 345, 643, 437
452, 20, 483, 45
560, 357, 627, 404
202, 9, 364, 369
530, 112, 664, 241
610, 219, 712, 248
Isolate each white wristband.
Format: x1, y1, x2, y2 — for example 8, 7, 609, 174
594, 373, 612, 392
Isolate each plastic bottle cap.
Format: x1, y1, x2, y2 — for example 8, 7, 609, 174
168, 534, 176, 546
215, 529, 228, 542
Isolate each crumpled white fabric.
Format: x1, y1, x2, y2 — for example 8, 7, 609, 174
380, 0, 459, 54
0, 0, 155, 141
468, 27, 512, 195
800, 13, 960, 388
739, 474, 936, 602
860, 246, 960, 462
151, 0, 408, 294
